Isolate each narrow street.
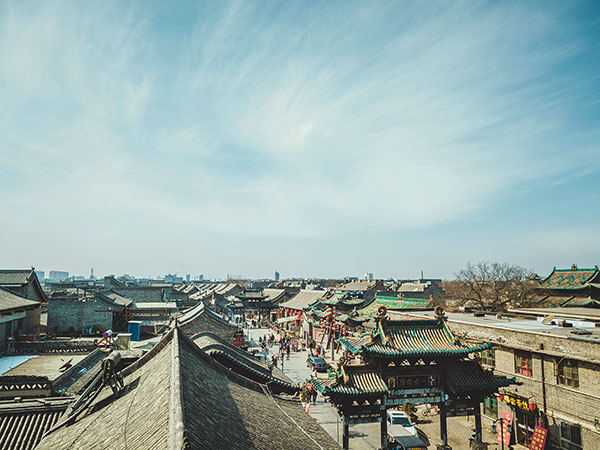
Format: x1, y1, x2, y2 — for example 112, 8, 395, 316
247, 327, 509, 450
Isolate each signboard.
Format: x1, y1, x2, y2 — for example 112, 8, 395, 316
529, 426, 547, 450
496, 411, 513, 446
386, 375, 439, 389
503, 392, 534, 412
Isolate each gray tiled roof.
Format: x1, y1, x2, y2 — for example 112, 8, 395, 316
36, 328, 341, 450
0, 396, 72, 450
0, 287, 40, 312
280, 289, 324, 310
178, 302, 239, 342
0, 269, 33, 285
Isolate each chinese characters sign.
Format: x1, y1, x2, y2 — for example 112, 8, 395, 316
504, 392, 534, 411
386, 375, 438, 389
496, 411, 513, 446
529, 426, 547, 450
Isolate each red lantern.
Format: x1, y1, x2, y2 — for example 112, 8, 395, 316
528, 401, 535, 411
499, 394, 504, 402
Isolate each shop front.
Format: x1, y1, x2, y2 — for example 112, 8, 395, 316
501, 392, 539, 447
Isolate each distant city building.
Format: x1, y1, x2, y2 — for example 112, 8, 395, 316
186, 274, 191, 283
274, 271, 280, 281
90, 268, 95, 280
34, 270, 45, 282
198, 274, 204, 281
164, 274, 183, 283
366, 272, 373, 281
48, 271, 69, 282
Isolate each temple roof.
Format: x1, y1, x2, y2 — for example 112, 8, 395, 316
340, 317, 491, 359
538, 266, 600, 290
446, 362, 516, 394
312, 368, 388, 396
312, 359, 516, 400
37, 328, 341, 450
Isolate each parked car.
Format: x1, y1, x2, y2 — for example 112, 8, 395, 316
306, 356, 330, 372
386, 410, 417, 437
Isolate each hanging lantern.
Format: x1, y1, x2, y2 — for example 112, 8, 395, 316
528, 400, 536, 411
498, 394, 504, 402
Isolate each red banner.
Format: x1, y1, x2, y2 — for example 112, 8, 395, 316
529, 426, 547, 450
496, 411, 513, 446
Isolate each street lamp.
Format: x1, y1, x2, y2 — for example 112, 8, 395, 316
491, 417, 513, 450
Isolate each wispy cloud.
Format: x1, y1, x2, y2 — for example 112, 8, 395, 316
1, 1, 599, 276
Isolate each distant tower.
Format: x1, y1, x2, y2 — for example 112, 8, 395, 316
186, 274, 191, 283
274, 271, 280, 281
90, 268, 95, 280
366, 272, 373, 281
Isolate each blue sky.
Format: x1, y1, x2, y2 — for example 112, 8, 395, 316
1, 1, 599, 280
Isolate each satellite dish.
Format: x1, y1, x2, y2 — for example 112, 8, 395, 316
542, 314, 556, 325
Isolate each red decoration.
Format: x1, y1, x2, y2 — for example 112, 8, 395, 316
528, 401, 536, 411
499, 394, 504, 401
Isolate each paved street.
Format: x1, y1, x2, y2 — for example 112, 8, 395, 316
246, 327, 513, 450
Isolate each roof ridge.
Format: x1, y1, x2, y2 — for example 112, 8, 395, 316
169, 329, 186, 450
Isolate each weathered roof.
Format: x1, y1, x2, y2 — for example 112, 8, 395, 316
263, 288, 286, 303
0, 269, 33, 286
337, 280, 377, 291
36, 328, 341, 450
538, 266, 600, 290
193, 332, 298, 395
280, 289, 324, 310
446, 362, 516, 394
0, 287, 40, 312
97, 290, 133, 307
0, 396, 72, 450
178, 302, 239, 342
340, 317, 491, 358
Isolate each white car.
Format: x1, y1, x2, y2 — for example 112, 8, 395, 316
386, 410, 417, 437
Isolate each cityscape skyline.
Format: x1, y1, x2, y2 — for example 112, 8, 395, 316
1, 1, 599, 279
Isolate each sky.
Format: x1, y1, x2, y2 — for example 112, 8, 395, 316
1, 1, 599, 280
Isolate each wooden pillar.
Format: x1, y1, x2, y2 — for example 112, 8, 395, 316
380, 395, 388, 450
439, 390, 448, 447
342, 415, 349, 450
474, 405, 483, 442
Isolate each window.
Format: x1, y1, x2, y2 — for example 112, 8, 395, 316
481, 348, 495, 367
560, 422, 582, 450
483, 396, 498, 419
515, 350, 533, 377
557, 359, 579, 388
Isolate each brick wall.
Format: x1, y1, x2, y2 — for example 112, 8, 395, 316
47, 297, 113, 335
450, 319, 600, 448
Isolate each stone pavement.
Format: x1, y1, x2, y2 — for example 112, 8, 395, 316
246, 327, 521, 450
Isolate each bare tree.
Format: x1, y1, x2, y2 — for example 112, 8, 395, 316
444, 261, 534, 311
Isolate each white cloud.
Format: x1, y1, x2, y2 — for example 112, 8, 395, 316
1, 1, 599, 276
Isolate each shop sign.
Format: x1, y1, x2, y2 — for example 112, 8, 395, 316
496, 411, 513, 446
528, 426, 547, 450
386, 374, 438, 389
503, 392, 534, 411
